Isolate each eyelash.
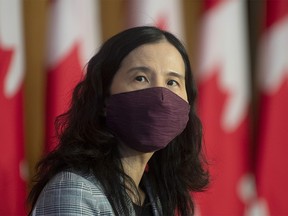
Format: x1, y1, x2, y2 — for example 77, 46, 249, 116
135, 76, 148, 82
134, 76, 180, 87
167, 80, 180, 87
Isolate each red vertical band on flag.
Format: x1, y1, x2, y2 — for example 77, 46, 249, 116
0, 67, 25, 215
0, 1, 26, 213
256, 0, 288, 214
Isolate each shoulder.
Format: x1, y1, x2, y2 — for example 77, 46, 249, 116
32, 171, 114, 216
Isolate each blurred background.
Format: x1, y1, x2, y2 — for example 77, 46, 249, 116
1, 0, 287, 215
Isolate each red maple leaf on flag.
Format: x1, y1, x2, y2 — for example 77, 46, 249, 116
0, 43, 14, 89
265, 0, 288, 28
203, 0, 225, 11
196, 68, 249, 215
155, 16, 167, 30
0, 42, 26, 215
0, 43, 15, 150
46, 43, 83, 152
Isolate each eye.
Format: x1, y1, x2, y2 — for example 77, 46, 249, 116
167, 80, 179, 87
135, 76, 148, 82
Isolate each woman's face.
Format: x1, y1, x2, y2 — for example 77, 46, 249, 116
110, 40, 188, 102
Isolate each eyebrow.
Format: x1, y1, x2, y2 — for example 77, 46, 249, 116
167, 71, 185, 80
127, 66, 185, 80
127, 66, 153, 74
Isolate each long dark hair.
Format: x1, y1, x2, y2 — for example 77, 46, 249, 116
28, 26, 209, 216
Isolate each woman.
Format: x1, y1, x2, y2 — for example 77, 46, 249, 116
28, 26, 209, 216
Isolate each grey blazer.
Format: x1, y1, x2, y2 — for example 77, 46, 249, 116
32, 171, 162, 216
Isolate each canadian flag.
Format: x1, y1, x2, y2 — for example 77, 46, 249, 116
255, 0, 288, 215
126, 0, 184, 39
196, 0, 251, 215
0, 0, 26, 215
45, 0, 101, 151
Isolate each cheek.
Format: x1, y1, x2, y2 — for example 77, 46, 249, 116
172, 88, 188, 102
110, 72, 124, 95
180, 91, 188, 102
178, 86, 188, 102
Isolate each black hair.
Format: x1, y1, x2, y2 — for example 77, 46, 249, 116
28, 26, 209, 216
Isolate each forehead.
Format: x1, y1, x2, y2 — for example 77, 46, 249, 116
120, 40, 185, 72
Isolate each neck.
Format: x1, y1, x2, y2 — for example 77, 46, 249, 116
118, 143, 154, 204
118, 143, 153, 187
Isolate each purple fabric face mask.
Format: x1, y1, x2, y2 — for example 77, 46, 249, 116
106, 87, 190, 152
